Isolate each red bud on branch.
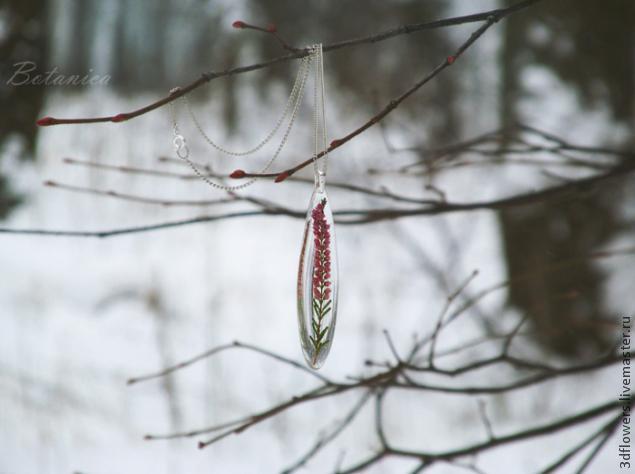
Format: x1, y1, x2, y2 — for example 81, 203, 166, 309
36, 116, 55, 126
447, 55, 456, 65
230, 169, 246, 179
111, 113, 129, 123
232, 20, 247, 29
266, 23, 277, 33
330, 139, 343, 148
274, 171, 290, 183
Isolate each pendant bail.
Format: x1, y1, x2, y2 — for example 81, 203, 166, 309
316, 169, 326, 192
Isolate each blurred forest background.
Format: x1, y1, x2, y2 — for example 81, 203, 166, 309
1, 0, 634, 473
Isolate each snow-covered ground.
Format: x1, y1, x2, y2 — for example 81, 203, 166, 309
0, 51, 629, 473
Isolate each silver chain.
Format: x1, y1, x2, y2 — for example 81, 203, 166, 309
169, 45, 326, 192
184, 55, 309, 157
312, 44, 328, 190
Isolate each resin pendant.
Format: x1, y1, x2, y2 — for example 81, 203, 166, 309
297, 182, 338, 369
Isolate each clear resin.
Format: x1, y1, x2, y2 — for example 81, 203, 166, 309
297, 187, 338, 369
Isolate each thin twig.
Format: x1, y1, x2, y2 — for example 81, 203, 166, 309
128, 340, 333, 386
574, 417, 622, 474
281, 390, 373, 474
538, 413, 622, 473
44, 181, 238, 207
423, 269, 479, 365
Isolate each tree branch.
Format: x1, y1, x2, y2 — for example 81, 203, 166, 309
3, 162, 632, 238
36, 0, 544, 128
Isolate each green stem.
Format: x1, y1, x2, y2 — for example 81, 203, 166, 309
311, 260, 330, 363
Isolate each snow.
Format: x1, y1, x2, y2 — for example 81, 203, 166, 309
0, 43, 628, 474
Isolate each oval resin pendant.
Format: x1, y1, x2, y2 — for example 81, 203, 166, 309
297, 187, 338, 369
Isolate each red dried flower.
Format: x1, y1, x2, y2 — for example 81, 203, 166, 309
308, 198, 334, 362
311, 199, 332, 305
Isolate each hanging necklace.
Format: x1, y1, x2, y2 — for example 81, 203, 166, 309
169, 54, 310, 190
169, 44, 338, 369
296, 44, 338, 369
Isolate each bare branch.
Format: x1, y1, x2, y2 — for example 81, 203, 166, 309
44, 181, 238, 207
127, 340, 333, 386
425, 269, 479, 366
36, 1, 544, 127
538, 413, 622, 473
6, 162, 634, 238
339, 399, 624, 473
281, 390, 373, 474
476, 399, 495, 441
